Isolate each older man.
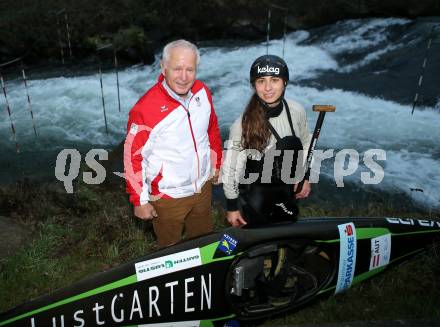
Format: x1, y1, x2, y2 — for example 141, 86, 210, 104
124, 39, 222, 248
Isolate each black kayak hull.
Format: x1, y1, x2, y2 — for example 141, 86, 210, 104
0, 216, 439, 326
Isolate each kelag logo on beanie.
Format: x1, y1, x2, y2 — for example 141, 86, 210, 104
257, 65, 280, 75
250, 54, 289, 83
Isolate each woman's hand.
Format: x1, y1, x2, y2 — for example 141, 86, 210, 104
226, 210, 247, 227
294, 180, 311, 199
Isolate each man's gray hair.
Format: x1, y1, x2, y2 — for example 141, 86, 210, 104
162, 39, 200, 66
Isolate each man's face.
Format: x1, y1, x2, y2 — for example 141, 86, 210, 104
161, 47, 197, 96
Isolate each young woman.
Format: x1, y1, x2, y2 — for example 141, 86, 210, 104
222, 55, 312, 227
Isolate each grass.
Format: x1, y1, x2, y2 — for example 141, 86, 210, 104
0, 179, 439, 325
0, 180, 149, 311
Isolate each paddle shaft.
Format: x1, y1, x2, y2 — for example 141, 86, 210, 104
296, 105, 335, 194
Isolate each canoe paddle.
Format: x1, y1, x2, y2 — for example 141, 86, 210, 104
296, 104, 336, 194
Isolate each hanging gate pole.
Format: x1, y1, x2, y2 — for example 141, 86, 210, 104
282, 11, 288, 58
266, 8, 271, 55
97, 44, 113, 135
64, 11, 73, 58
20, 60, 37, 136
98, 62, 109, 135
411, 24, 439, 115
56, 13, 65, 64
0, 72, 20, 153
266, 4, 289, 56
114, 50, 121, 112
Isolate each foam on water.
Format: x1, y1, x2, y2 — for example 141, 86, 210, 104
285, 85, 440, 208
0, 64, 157, 150
320, 18, 410, 54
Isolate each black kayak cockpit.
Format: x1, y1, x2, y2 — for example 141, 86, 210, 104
226, 240, 334, 319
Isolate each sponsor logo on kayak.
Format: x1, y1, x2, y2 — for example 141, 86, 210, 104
135, 248, 202, 281
217, 234, 238, 255
345, 224, 353, 236
28, 272, 212, 326
165, 260, 173, 268
336, 222, 357, 294
386, 217, 440, 228
257, 65, 280, 75
369, 234, 391, 270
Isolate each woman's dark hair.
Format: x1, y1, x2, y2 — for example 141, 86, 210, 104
241, 94, 271, 152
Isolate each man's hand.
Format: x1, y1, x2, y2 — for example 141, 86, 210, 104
227, 210, 247, 227
134, 203, 158, 220
294, 180, 311, 199
211, 169, 220, 185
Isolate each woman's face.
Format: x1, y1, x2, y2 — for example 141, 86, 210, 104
254, 76, 285, 106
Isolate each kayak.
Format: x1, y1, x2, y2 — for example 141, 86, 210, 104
1, 216, 439, 326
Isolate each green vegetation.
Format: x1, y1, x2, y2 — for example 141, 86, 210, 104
0, 181, 150, 311
0, 180, 439, 324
